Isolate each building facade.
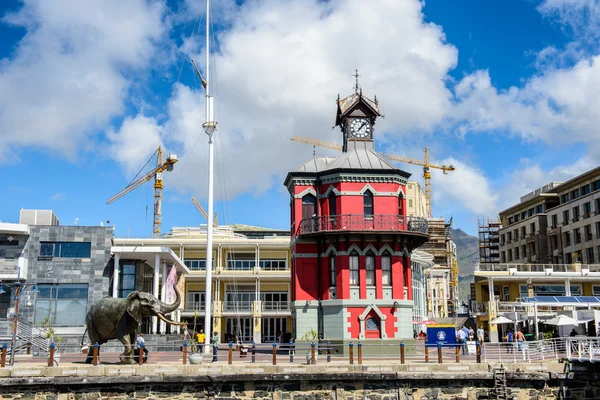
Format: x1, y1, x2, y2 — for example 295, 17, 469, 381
285, 88, 429, 350
406, 182, 427, 218
474, 166, 600, 342
114, 225, 292, 344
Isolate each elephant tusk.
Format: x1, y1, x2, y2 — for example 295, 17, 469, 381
157, 312, 185, 326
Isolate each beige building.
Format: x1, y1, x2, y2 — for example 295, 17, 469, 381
406, 181, 428, 218
114, 225, 292, 344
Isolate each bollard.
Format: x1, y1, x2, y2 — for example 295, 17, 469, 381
290, 340, 294, 363
182, 342, 188, 364
311, 342, 316, 365
228, 341, 233, 365
357, 342, 363, 364
1, 344, 6, 368
251, 341, 256, 363
455, 345, 460, 363
476, 342, 481, 364
327, 341, 331, 363
138, 343, 144, 366
437, 343, 442, 364
349, 342, 354, 364
425, 344, 429, 363
26, 342, 31, 355
400, 342, 405, 364
48, 342, 55, 367
93, 342, 99, 366
272, 342, 277, 365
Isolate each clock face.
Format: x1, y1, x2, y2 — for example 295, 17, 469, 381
348, 118, 371, 138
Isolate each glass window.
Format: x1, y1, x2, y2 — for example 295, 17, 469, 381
586, 225, 593, 241
398, 196, 403, 216
573, 206, 580, 221
364, 191, 374, 216
39, 242, 91, 258
35, 284, 88, 326
366, 317, 379, 331
575, 228, 581, 244
551, 215, 558, 228
329, 192, 337, 216
587, 247, 594, 263
584, 202, 592, 217
119, 263, 136, 298
519, 284, 581, 297
564, 232, 571, 246
366, 251, 375, 286
350, 251, 359, 286
329, 256, 336, 288
382, 251, 391, 286
583, 184, 591, 195
563, 210, 570, 225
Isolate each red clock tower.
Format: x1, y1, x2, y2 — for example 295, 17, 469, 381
284, 87, 429, 352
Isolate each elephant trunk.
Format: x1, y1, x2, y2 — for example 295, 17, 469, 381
158, 283, 181, 314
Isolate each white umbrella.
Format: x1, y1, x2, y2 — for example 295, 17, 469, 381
490, 316, 514, 324
543, 315, 579, 326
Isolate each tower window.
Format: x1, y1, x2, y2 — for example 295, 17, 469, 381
329, 256, 336, 288
350, 251, 359, 286
366, 250, 375, 286
329, 192, 337, 216
382, 251, 391, 286
364, 191, 374, 216
398, 196, 403, 216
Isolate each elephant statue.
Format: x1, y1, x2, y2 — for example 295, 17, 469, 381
83, 283, 184, 364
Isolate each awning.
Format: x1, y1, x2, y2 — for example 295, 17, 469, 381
490, 316, 514, 324
111, 246, 190, 274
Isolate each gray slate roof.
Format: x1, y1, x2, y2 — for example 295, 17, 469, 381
295, 147, 398, 173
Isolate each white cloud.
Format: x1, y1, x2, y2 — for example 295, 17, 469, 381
49, 192, 66, 201
0, 0, 167, 162
116, 0, 459, 200
538, 0, 600, 45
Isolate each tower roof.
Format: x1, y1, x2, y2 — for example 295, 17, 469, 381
335, 92, 381, 127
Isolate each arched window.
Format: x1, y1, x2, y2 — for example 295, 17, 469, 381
364, 190, 374, 216
350, 250, 359, 286
382, 250, 391, 286
398, 195, 403, 216
302, 194, 317, 219
366, 250, 375, 286
329, 192, 337, 216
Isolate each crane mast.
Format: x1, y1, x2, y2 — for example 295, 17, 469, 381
106, 146, 178, 238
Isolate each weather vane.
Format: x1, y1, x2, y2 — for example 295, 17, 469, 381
353, 69, 361, 94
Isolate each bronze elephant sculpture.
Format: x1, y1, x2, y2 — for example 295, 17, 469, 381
82, 283, 183, 364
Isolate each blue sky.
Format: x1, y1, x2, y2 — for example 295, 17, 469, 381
1, 0, 599, 238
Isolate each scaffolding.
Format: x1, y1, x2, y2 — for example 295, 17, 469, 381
478, 217, 501, 265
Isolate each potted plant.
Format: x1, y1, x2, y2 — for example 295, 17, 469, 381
301, 328, 318, 364
187, 311, 204, 364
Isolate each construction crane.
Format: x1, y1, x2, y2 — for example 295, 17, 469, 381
106, 146, 178, 238
290, 136, 456, 217
191, 196, 218, 227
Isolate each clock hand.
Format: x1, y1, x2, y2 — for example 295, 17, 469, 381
358, 121, 367, 131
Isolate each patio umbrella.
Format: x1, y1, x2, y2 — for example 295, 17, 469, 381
489, 316, 514, 324
543, 315, 579, 326
422, 320, 438, 325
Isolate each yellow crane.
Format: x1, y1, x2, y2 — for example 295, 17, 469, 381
106, 146, 178, 238
290, 136, 456, 217
191, 196, 218, 227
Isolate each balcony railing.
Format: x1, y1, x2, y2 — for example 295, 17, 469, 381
185, 301, 206, 312
262, 301, 290, 311
223, 301, 253, 311
296, 214, 428, 236
225, 260, 288, 271
476, 263, 600, 273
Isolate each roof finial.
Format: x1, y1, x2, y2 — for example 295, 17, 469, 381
353, 69, 361, 94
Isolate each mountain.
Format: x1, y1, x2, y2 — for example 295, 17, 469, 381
452, 228, 479, 277
451, 228, 478, 302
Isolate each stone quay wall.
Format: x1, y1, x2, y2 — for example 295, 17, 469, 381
0, 362, 596, 400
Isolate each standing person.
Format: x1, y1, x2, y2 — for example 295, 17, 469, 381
516, 328, 525, 351
456, 328, 467, 355
211, 331, 219, 363
136, 332, 149, 363
477, 326, 485, 344
506, 330, 514, 353
196, 329, 206, 353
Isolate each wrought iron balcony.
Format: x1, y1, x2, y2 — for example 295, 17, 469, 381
295, 214, 428, 236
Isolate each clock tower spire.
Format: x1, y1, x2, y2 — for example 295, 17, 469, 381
335, 73, 381, 153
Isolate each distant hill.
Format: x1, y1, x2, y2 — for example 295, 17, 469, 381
452, 228, 478, 302
452, 228, 479, 277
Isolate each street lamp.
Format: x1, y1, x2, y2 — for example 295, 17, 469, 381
2, 275, 38, 366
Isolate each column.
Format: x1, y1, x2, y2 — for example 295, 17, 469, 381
254, 277, 262, 343
488, 278, 498, 342
161, 262, 167, 333
112, 253, 120, 298
153, 254, 160, 334
565, 279, 571, 296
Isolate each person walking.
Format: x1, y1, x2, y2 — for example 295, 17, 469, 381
506, 330, 514, 353
211, 331, 220, 363
516, 328, 525, 351
477, 326, 484, 344
196, 329, 206, 353
457, 328, 467, 355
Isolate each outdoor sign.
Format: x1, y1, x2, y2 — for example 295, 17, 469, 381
426, 324, 456, 347
466, 341, 476, 355
470, 283, 476, 300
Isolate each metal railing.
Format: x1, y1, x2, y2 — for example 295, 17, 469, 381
185, 301, 206, 312
223, 301, 253, 311
262, 301, 290, 311
566, 337, 600, 362
476, 263, 600, 273
296, 214, 428, 236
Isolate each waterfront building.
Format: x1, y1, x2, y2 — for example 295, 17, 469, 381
284, 87, 429, 349
474, 166, 600, 342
